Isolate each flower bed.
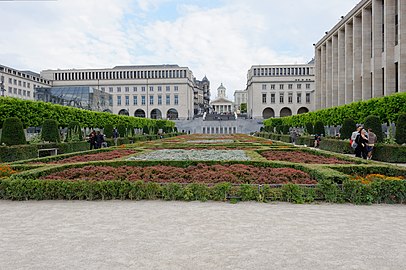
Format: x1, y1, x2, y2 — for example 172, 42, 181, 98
261, 150, 354, 164
186, 139, 234, 144
351, 174, 405, 184
40, 164, 316, 185
127, 149, 250, 161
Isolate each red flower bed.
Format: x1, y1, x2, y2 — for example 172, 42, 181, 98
40, 164, 316, 184
34, 150, 137, 164
261, 150, 353, 164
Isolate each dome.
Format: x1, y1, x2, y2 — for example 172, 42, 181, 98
217, 83, 226, 90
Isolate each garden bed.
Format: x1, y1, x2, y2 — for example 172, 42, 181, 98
127, 149, 250, 161
260, 150, 355, 164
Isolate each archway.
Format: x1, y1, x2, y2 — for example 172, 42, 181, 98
150, 109, 162, 119
167, 109, 179, 120
118, 109, 129, 116
297, 107, 309, 114
280, 107, 292, 117
134, 109, 146, 118
262, 107, 275, 119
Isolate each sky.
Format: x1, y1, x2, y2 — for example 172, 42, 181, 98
0, 0, 360, 99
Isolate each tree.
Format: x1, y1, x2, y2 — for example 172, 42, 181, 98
117, 123, 127, 138
364, 115, 384, 143
340, 119, 356, 139
104, 124, 114, 138
41, 119, 60, 143
240, 103, 247, 113
305, 122, 314, 135
66, 121, 83, 142
0, 117, 26, 146
314, 121, 325, 136
395, 113, 406, 144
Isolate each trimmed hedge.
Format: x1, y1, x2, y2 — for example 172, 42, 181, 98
41, 119, 60, 143
395, 113, 406, 144
0, 145, 37, 162
0, 117, 26, 146
364, 115, 384, 143
340, 119, 356, 140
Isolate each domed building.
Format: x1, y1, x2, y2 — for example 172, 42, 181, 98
210, 83, 234, 113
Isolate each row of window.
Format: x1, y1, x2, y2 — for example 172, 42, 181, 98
262, 92, 311, 104
0, 67, 50, 84
7, 87, 31, 97
262, 83, 312, 90
253, 67, 312, 77
116, 94, 179, 106
6, 77, 32, 89
101, 85, 179, 93
55, 69, 188, 81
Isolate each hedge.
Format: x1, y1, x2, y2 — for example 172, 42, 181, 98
0, 97, 175, 130
263, 92, 406, 127
0, 117, 26, 146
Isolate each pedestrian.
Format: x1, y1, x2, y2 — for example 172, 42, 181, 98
350, 126, 362, 149
354, 128, 368, 159
88, 130, 96, 150
113, 128, 119, 146
314, 133, 321, 148
367, 128, 377, 160
95, 131, 105, 149
290, 129, 298, 145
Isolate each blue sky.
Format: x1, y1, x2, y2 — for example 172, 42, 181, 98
0, 0, 359, 99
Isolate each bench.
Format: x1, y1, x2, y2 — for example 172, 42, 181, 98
38, 148, 58, 158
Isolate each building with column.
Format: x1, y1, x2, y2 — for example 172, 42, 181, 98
41, 65, 202, 120
0, 64, 51, 100
234, 90, 247, 113
246, 63, 315, 119
210, 83, 234, 113
315, 0, 406, 110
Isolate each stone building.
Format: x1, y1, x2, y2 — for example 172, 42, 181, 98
234, 90, 247, 113
315, 0, 406, 110
210, 83, 234, 113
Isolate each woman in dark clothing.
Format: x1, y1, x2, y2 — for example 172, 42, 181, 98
88, 130, 97, 150
95, 131, 105, 149
355, 129, 368, 159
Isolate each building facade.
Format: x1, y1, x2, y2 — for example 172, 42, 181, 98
315, 0, 406, 110
193, 76, 210, 115
0, 64, 51, 100
246, 63, 315, 119
234, 90, 247, 113
210, 83, 234, 113
41, 65, 202, 120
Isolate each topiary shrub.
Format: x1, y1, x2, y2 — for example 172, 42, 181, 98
305, 122, 314, 135
143, 125, 150, 135
0, 117, 26, 146
117, 123, 127, 138
104, 124, 114, 138
340, 118, 356, 139
41, 119, 60, 143
66, 121, 83, 142
364, 115, 384, 143
314, 121, 325, 136
282, 125, 290, 135
395, 113, 406, 145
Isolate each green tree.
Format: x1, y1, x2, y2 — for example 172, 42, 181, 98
117, 123, 127, 138
305, 122, 314, 135
0, 117, 26, 146
104, 124, 114, 138
314, 121, 325, 136
340, 118, 356, 139
240, 103, 247, 113
66, 121, 83, 142
395, 113, 406, 144
364, 115, 384, 143
41, 119, 60, 143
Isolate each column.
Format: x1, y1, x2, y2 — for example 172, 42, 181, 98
332, 34, 339, 107
384, 0, 397, 96
326, 39, 333, 108
315, 47, 322, 109
362, 6, 373, 100
353, 14, 363, 102
320, 44, 327, 108
338, 29, 346, 105
345, 22, 354, 104
372, 0, 384, 98
399, 0, 406, 92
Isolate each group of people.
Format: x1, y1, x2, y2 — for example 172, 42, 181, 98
351, 126, 377, 159
88, 130, 106, 149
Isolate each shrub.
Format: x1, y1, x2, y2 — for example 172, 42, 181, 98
66, 121, 83, 142
0, 117, 26, 146
104, 124, 114, 139
340, 118, 356, 139
395, 113, 406, 145
117, 123, 127, 138
41, 119, 60, 143
305, 122, 313, 135
282, 125, 290, 135
143, 125, 150, 135
364, 115, 384, 143
314, 121, 325, 136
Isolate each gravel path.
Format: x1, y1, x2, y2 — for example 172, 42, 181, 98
0, 201, 405, 270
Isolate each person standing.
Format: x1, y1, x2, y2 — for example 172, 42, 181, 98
88, 130, 96, 150
355, 128, 368, 159
113, 128, 119, 146
290, 129, 298, 145
367, 128, 377, 160
95, 131, 105, 149
351, 126, 362, 148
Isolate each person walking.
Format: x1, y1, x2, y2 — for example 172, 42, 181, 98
367, 128, 377, 160
354, 128, 368, 159
350, 126, 362, 149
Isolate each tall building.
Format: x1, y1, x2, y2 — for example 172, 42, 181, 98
315, 0, 406, 110
234, 90, 247, 113
0, 64, 51, 100
41, 65, 205, 120
194, 76, 210, 115
246, 63, 315, 119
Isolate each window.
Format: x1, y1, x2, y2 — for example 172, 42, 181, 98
133, 86, 137, 92
23, 82, 26, 87
27, 83, 30, 88
117, 87, 121, 93
14, 79, 17, 85
174, 86, 179, 92
279, 93, 284, 103
18, 89, 22, 95
8, 87, 12, 93
8, 78, 12, 84
149, 95, 154, 105
109, 87, 113, 93
18, 80, 21, 86
262, 93, 267, 104
306, 83, 310, 89
271, 93, 275, 103
133, 96, 138, 105
158, 86, 162, 92
306, 93, 311, 103
279, 84, 284, 90
141, 95, 146, 105
262, 84, 267, 90
166, 86, 170, 92
166, 94, 170, 105
101, 87, 105, 92
109, 96, 113, 106
117, 96, 122, 106
174, 94, 179, 105
13, 88, 17, 94
158, 95, 162, 105
297, 93, 302, 103
270, 84, 275, 90
288, 84, 293, 90
141, 86, 146, 92
288, 93, 293, 103
27, 91, 31, 97
125, 87, 129, 92
297, 84, 302, 90
125, 96, 129, 106
149, 86, 154, 92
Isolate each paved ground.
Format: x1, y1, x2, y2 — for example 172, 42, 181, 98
0, 201, 405, 270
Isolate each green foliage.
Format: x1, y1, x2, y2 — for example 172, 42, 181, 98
104, 124, 114, 138
395, 113, 406, 145
316, 180, 342, 203
211, 182, 232, 201
117, 123, 127, 138
305, 122, 314, 135
0, 145, 37, 162
41, 119, 60, 143
364, 115, 384, 143
340, 118, 356, 139
313, 121, 325, 136
0, 117, 26, 146
240, 103, 247, 113
143, 125, 150, 135
66, 121, 83, 142
281, 184, 304, 204
343, 179, 373, 204
282, 125, 290, 135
